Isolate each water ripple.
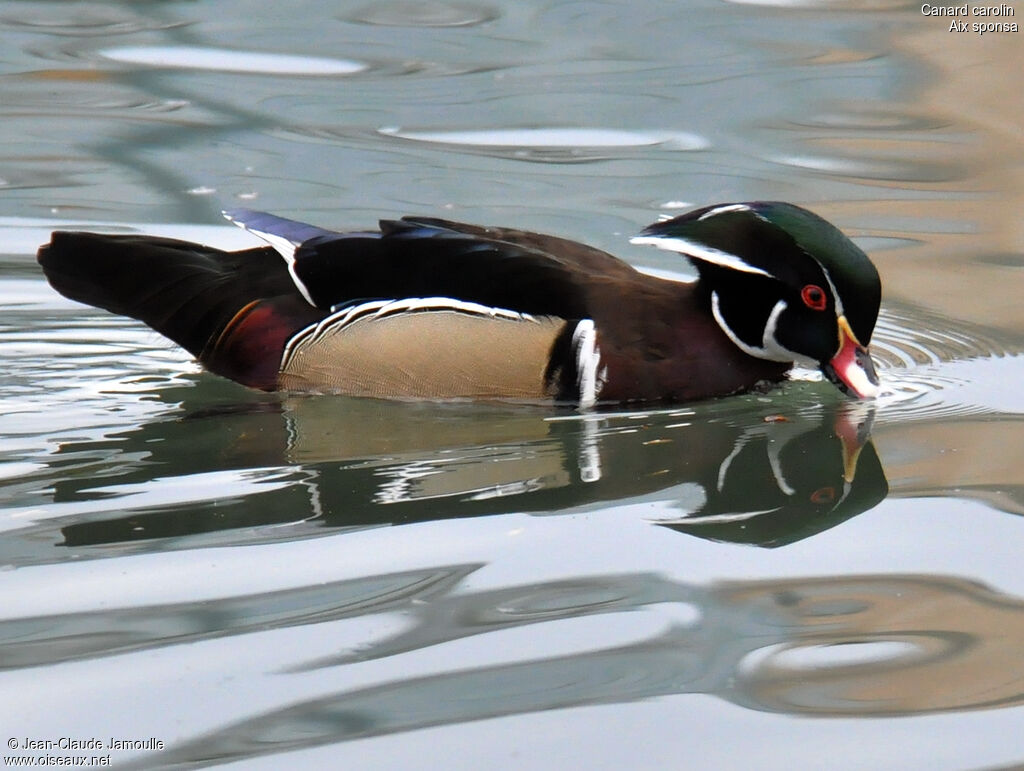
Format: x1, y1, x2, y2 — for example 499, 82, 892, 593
345, 1, 499, 27
1, 9, 188, 37
850, 303, 1024, 418
782, 106, 950, 132
872, 305, 1015, 370
771, 151, 964, 185
98, 46, 368, 76
378, 126, 709, 163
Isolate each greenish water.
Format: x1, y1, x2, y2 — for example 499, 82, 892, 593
2, 1, 1023, 769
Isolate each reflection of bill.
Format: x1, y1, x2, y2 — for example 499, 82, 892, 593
58, 396, 887, 550
655, 401, 886, 547
282, 398, 887, 547
256, 396, 888, 550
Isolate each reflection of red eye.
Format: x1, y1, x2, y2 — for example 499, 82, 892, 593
801, 284, 827, 311
810, 486, 835, 504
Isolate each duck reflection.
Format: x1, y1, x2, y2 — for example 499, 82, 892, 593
660, 402, 884, 547
51, 393, 887, 551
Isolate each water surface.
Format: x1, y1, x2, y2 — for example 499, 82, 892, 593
1, 1, 1023, 769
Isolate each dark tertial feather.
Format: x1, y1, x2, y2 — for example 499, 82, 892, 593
290, 228, 597, 319
222, 208, 341, 250
396, 217, 642, 280
267, 216, 652, 322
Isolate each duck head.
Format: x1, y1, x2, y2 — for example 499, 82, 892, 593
632, 202, 881, 399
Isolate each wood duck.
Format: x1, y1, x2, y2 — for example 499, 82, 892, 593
37, 202, 881, 406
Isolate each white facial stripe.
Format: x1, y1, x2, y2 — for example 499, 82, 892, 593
711, 291, 763, 359
630, 235, 772, 277
766, 440, 796, 496
716, 433, 749, 491
698, 203, 774, 228
816, 263, 844, 317
761, 300, 802, 363
763, 300, 818, 365
711, 293, 816, 366
697, 203, 750, 220
572, 319, 606, 409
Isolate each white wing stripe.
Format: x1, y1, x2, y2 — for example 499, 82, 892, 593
223, 214, 316, 307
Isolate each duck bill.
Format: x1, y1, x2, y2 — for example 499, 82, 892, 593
822, 316, 880, 399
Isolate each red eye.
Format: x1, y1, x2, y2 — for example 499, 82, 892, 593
801, 284, 827, 311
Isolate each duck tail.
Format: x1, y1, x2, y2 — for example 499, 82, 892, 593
37, 231, 322, 389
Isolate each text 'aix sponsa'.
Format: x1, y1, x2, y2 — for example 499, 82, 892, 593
38, 202, 881, 406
